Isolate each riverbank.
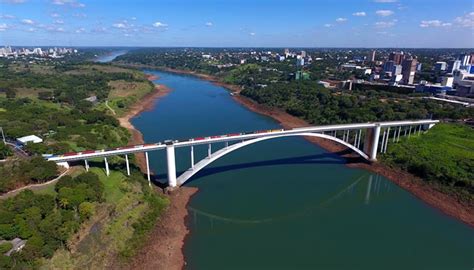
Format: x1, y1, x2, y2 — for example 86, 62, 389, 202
115, 74, 196, 270
145, 67, 473, 227
117, 83, 170, 172
124, 186, 198, 270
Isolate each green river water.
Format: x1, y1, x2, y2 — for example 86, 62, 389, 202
131, 70, 473, 270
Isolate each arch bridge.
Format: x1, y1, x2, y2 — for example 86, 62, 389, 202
47, 119, 439, 188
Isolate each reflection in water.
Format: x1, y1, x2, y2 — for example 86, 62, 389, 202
188, 173, 393, 227
365, 175, 373, 205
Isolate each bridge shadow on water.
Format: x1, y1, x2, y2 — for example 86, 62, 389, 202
181, 152, 350, 186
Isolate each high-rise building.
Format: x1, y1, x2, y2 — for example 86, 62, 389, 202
434, 61, 447, 72
447, 60, 462, 73
393, 65, 402, 76
389, 51, 404, 65
368, 50, 376, 62
301, 50, 306, 58
383, 60, 395, 73
460, 54, 471, 66
402, 58, 417, 85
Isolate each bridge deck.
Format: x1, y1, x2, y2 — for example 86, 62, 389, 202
48, 119, 439, 163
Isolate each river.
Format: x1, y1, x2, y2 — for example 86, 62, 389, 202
131, 70, 473, 269
94, 50, 127, 63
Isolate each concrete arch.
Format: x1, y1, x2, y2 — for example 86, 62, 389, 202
177, 132, 369, 186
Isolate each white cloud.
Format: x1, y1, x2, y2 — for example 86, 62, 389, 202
50, 13, 60, 18
153, 21, 168, 28
454, 12, 474, 28
336, 17, 347, 23
375, 20, 396, 28
75, 27, 85, 33
73, 13, 86, 18
26, 27, 36, 32
92, 26, 107, 33
419, 20, 452, 28
376, 10, 394, 17
1, 0, 26, 4
205, 22, 213, 27
112, 23, 127, 29
21, 19, 34, 25
373, 0, 397, 2
352, 12, 366, 17
46, 25, 65, 32
324, 23, 332, 27
131, 17, 137, 21
249, 32, 256, 36
54, 19, 64, 24
0, 23, 8, 31
0, 14, 15, 19
51, 0, 84, 8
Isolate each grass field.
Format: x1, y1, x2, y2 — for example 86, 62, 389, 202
383, 123, 474, 199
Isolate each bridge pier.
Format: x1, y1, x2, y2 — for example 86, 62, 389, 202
125, 154, 130, 176
383, 127, 390, 153
207, 144, 212, 158
145, 152, 151, 187
84, 159, 89, 172
166, 142, 177, 188
190, 146, 194, 169
363, 124, 381, 161
104, 157, 110, 176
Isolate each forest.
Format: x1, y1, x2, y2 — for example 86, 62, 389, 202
241, 80, 473, 124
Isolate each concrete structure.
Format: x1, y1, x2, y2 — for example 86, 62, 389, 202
402, 58, 417, 85
47, 120, 439, 188
389, 52, 404, 65
434, 61, 447, 72
441, 76, 454, 87
17, 135, 43, 145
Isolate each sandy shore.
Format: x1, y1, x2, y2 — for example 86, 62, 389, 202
116, 75, 198, 270
125, 187, 198, 270
150, 67, 474, 227
117, 83, 171, 172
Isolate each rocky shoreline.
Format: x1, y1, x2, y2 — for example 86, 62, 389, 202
150, 67, 474, 227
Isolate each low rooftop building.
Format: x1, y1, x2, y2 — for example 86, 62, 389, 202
17, 135, 43, 145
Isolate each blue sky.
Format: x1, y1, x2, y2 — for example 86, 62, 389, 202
0, 0, 473, 47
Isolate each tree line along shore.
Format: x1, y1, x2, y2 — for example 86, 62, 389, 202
114, 49, 473, 225
0, 58, 179, 269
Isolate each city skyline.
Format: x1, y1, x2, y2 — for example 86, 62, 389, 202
0, 0, 473, 48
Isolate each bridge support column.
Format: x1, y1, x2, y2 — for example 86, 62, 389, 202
357, 129, 362, 148
84, 159, 89, 172
353, 131, 358, 147
408, 126, 412, 138
363, 125, 381, 161
166, 143, 177, 188
190, 146, 194, 169
104, 157, 110, 176
125, 154, 130, 176
145, 152, 151, 187
380, 129, 386, 153
208, 144, 212, 158
383, 127, 390, 153
397, 126, 402, 142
